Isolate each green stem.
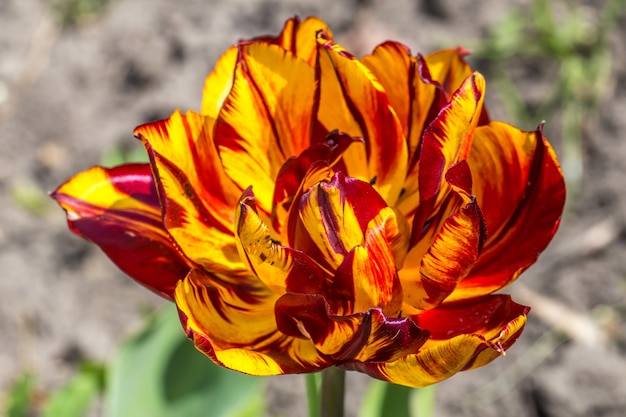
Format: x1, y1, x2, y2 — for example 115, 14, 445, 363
306, 373, 320, 417
320, 367, 345, 417
410, 384, 437, 417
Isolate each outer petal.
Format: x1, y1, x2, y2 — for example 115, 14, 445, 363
316, 38, 408, 205
341, 295, 528, 387
275, 293, 427, 362
134, 111, 247, 276
422, 48, 475, 103
176, 269, 330, 375
450, 122, 566, 300
51, 164, 188, 298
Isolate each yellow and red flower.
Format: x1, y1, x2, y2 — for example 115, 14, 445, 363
52, 16, 565, 387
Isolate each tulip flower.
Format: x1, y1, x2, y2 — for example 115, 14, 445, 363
52, 15, 565, 392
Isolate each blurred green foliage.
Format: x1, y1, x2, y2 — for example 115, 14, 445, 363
100, 143, 149, 167
9, 179, 52, 217
47, 0, 111, 27
472, 0, 626, 206
2, 307, 266, 417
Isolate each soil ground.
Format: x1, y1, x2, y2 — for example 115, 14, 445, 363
1, 0, 625, 416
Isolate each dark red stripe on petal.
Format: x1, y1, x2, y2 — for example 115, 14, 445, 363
414, 294, 529, 340
275, 293, 428, 363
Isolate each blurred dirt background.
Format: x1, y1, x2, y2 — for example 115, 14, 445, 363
1, 0, 626, 416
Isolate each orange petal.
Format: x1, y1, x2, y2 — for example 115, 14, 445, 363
422, 48, 475, 103
341, 295, 528, 387
134, 111, 245, 276
316, 38, 408, 204
334, 207, 409, 317
275, 16, 332, 66
213, 42, 318, 213
401, 161, 486, 311
360, 42, 413, 137
51, 164, 189, 298
419, 72, 485, 203
450, 122, 566, 300
201, 46, 237, 118
176, 269, 330, 375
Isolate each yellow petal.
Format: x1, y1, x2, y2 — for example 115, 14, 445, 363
316, 39, 408, 204
235, 188, 329, 296
134, 110, 245, 275
201, 46, 237, 118
176, 269, 329, 375
276, 16, 332, 65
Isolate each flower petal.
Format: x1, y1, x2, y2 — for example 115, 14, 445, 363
294, 172, 388, 271
176, 269, 330, 375
201, 46, 237, 118
450, 122, 566, 300
412, 72, 485, 241
275, 293, 427, 362
422, 48, 475, 102
272, 132, 359, 235
134, 110, 246, 276
401, 161, 486, 311
51, 164, 188, 298
341, 295, 528, 387
235, 188, 328, 296
274, 16, 332, 65
316, 38, 408, 204
334, 207, 409, 317
213, 42, 317, 213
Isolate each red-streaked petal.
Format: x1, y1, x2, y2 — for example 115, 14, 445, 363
415, 294, 529, 341
400, 161, 486, 311
412, 72, 485, 241
213, 42, 317, 214
272, 132, 360, 235
274, 16, 332, 65
201, 46, 237, 118
341, 295, 528, 387
316, 38, 408, 204
235, 188, 329, 296
275, 293, 428, 362
360, 41, 413, 137
176, 269, 330, 375
334, 207, 408, 317
239, 41, 317, 158
449, 122, 565, 300
134, 111, 246, 276
293, 172, 388, 272
422, 48, 475, 103
51, 164, 188, 298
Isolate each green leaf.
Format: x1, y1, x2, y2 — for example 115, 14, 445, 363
359, 381, 436, 417
103, 305, 266, 417
5, 373, 36, 417
40, 364, 104, 417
